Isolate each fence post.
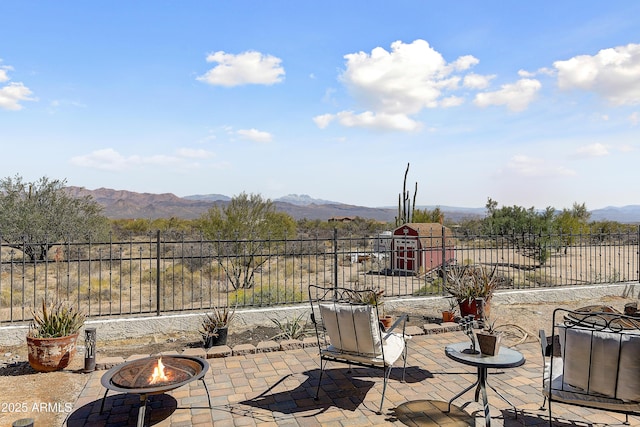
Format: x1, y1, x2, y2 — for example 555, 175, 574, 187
333, 228, 338, 294
156, 230, 161, 316
441, 225, 448, 294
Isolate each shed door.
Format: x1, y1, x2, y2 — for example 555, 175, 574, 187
395, 238, 418, 271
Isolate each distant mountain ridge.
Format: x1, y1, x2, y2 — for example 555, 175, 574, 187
184, 193, 338, 206
63, 187, 640, 223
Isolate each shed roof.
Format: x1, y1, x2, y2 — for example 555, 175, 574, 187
393, 222, 455, 248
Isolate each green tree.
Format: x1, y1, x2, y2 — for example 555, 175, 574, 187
0, 175, 110, 260
413, 207, 444, 224
481, 198, 555, 264
553, 202, 590, 251
198, 192, 296, 289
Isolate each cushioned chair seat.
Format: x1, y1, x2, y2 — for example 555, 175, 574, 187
321, 332, 406, 366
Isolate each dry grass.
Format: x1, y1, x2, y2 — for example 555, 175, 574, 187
1, 240, 637, 323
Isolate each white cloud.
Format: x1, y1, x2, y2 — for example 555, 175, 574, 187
630, 112, 639, 126
175, 148, 214, 158
70, 148, 131, 171
197, 50, 285, 87
47, 99, 87, 114
236, 128, 273, 142
0, 62, 35, 110
70, 148, 214, 171
338, 111, 421, 131
313, 113, 334, 129
0, 81, 35, 111
554, 43, 640, 105
463, 73, 495, 89
474, 78, 541, 112
575, 143, 609, 158
315, 111, 421, 132
0, 66, 12, 82
340, 39, 476, 115
500, 155, 576, 178
440, 96, 464, 107
518, 68, 554, 78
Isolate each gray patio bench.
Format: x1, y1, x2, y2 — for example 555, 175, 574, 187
540, 307, 640, 426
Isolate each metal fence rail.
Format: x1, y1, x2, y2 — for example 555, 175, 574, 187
1, 227, 638, 323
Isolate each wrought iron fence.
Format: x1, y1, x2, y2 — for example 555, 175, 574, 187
1, 226, 638, 323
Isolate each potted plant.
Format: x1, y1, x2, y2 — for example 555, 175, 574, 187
476, 317, 501, 356
445, 264, 499, 319
442, 297, 458, 323
27, 300, 86, 372
200, 304, 236, 348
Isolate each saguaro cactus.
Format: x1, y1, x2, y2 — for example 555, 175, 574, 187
395, 163, 417, 226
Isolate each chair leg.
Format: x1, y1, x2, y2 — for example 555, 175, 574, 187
315, 360, 326, 401
548, 400, 552, 427
401, 345, 408, 383
378, 366, 393, 414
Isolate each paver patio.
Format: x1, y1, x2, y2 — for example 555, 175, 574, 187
63, 328, 639, 426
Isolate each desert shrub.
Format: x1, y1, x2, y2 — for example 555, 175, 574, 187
139, 267, 157, 285
118, 260, 139, 277
412, 278, 443, 296
0, 283, 23, 306
230, 284, 305, 306
158, 265, 209, 305
301, 256, 318, 274
75, 278, 120, 303
524, 271, 557, 286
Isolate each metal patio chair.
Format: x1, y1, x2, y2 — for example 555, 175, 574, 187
308, 285, 409, 414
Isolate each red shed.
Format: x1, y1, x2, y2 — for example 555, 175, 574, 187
391, 223, 455, 274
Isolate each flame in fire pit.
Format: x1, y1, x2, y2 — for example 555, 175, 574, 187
149, 357, 169, 384
109, 356, 202, 390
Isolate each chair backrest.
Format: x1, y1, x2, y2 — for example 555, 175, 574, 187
320, 302, 382, 356
309, 285, 384, 357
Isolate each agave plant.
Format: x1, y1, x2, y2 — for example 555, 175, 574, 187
445, 264, 499, 304
269, 313, 313, 340
28, 300, 86, 338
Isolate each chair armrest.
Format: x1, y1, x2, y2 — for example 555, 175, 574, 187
383, 314, 408, 340
539, 329, 547, 357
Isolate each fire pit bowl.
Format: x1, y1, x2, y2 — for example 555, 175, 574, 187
100, 355, 210, 427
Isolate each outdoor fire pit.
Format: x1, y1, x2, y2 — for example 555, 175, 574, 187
99, 355, 210, 427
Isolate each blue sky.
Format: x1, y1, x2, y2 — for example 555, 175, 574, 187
1, 1, 639, 211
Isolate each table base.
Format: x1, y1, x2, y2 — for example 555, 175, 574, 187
445, 366, 518, 427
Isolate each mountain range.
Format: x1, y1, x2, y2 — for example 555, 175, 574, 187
64, 187, 640, 223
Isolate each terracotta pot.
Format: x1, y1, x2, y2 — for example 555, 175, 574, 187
458, 299, 491, 320
380, 315, 394, 330
27, 333, 78, 372
442, 311, 456, 322
476, 331, 501, 356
